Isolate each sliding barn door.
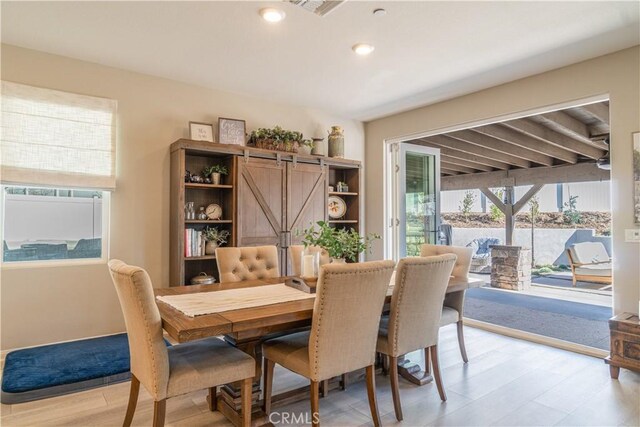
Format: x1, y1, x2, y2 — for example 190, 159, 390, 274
286, 162, 328, 274
236, 157, 287, 272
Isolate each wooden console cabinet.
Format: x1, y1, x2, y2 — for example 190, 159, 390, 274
170, 139, 361, 286
605, 312, 640, 378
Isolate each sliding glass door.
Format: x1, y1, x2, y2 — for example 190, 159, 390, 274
386, 142, 440, 261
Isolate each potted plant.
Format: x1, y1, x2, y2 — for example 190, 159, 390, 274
248, 126, 307, 153
202, 164, 228, 185
298, 139, 315, 155
298, 221, 379, 263
203, 226, 230, 255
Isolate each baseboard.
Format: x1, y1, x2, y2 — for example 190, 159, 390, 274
463, 317, 609, 359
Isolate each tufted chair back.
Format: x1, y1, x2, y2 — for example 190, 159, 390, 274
215, 246, 280, 283
420, 244, 472, 279
289, 245, 331, 276
107, 260, 170, 400
386, 255, 456, 357
308, 260, 395, 382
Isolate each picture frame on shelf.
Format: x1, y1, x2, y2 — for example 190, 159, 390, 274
189, 121, 214, 142
218, 117, 246, 146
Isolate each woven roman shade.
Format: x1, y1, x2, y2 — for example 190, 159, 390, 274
1, 81, 116, 190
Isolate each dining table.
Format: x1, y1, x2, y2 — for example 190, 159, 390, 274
155, 274, 483, 426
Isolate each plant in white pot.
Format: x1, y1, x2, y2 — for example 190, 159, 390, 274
298, 139, 315, 156
203, 226, 230, 255
202, 164, 228, 185
298, 221, 379, 263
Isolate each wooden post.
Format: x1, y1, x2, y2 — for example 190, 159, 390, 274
504, 186, 515, 245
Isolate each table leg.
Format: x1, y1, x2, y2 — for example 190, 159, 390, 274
396, 348, 433, 386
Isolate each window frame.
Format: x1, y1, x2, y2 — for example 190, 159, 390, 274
0, 186, 110, 268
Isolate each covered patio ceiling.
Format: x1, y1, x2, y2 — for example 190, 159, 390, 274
408, 101, 611, 191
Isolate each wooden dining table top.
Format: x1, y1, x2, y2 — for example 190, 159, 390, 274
155, 275, 483, 344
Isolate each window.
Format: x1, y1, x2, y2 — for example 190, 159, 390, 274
1, 81, 116, 264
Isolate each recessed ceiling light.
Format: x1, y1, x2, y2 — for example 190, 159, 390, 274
373, 8, 386, 17
352, 43, 375, 56
260, 8, 286, 23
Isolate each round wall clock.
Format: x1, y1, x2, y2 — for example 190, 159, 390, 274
327, 196, 346, 219
205, 203, 223, 220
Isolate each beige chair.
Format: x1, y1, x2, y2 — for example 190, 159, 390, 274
215, 245, 280, 283
421, 244, 473, 363
108, 260, 255, 427
289, 245, 331, 276
377, 255, 457, 420
262, 260, 395, 427
566, 242, 612, 286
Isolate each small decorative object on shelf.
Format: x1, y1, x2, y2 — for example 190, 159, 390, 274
185, 202, 195, 220
205, 203, 223, 220
203, 226, 230, 255
298, 221, 379, 262
311, 137, 324, 156
189, 122, 214, 142
202, 164, 228, 185
297, 139, 315, 155
328, 195, 346, 219
190, 272, 216, 286
328, 125, 344, 158
197, 207, 208, 220
328, 185, 334, 192
184, 228, 205, 257
336, 181, 349, 192
248, 125, 308, 153
185, 170, 192, 183
218, 117, 246, 146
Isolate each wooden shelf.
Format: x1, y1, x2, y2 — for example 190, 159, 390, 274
328, 191, 358, 196
185, 220, 233, 224
329, 220, 359, 224
185, 183, 233, 189
184, 255, 216, 261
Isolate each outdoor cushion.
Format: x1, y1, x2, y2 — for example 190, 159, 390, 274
569, 242, 610, 264
575, 263, 612, 277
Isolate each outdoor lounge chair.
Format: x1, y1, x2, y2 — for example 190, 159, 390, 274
467, 238, 501, 273
566, 242, 612, 287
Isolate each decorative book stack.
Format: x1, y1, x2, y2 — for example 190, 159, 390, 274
184, 229, 206, 257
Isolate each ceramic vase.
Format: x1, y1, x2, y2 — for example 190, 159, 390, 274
210, 173, 221, 185
328, 126, 344, 158
311, 138, 325, 156
205, 241, 218, 255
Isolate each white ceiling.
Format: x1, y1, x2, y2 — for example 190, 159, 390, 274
2, 1, 639, 121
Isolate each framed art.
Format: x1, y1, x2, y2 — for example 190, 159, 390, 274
189, 122, 214, 142
218, 117, 246, 146
634, 132, 640, 223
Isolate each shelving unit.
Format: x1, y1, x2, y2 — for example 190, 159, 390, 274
171, 139, 361, 285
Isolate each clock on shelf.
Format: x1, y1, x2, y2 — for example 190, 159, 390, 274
206, 203, 223, 220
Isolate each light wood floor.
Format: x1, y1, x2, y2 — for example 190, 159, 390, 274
2, 326, 638, 426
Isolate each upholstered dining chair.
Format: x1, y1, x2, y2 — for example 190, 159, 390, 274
215, 245, 280, 283
289, 245, 331, 276
377, 255, 457, 421
262, 260, 395, 427
421, 244, 473, 363
108, 260, 255, 427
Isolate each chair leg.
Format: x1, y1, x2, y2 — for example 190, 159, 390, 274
241, 377, 252, 427
457, 320, 469, 363
365, 365, 382, 427
310, 380, 320, 427
382, 354, 390, 375
123, 374, 140, 427
389, 356, 403, 421
430, 345, 447, 402
340, 373, 347, 390
262, 358, 275, 415
424, 347, 431, 375
207, 387, 217, 412
152, 399, 166, 427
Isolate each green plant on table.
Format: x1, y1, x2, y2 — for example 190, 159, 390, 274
297, 221, 380, 262
202, 164, 228, 176
203, 227, 230, 245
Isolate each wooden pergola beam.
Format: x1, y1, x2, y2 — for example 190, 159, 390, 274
440, 168, 460, 176
440, 161, 477, 174
580, 102, 610, 126
513, 184, 544, 214
441, 162, 610, 191
441, 154, 493, 172
479, 187, 506, 212
473, 124, 578, 164
424, 135, 531, 168
501, 118, 605, 159
415, 139, 511, 170
537, 111, 592, 143
449, 129, 554, 166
